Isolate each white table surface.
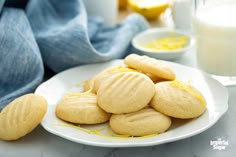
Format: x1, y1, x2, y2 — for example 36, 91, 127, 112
0, 48, 235, 157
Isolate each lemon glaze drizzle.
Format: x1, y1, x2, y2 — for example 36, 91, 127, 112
53, 122, 158, 140
170, 80, 206, 107
63, 80, 94, 100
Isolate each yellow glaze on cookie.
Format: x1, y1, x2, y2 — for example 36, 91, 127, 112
150, 81, 206, 119
170, 80, 206, 107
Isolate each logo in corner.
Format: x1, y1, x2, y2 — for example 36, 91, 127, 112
210, 137, 229, 151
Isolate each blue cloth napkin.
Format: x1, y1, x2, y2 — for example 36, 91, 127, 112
0, 7, 44, 110
26, 0, 148, 72
0, 0, 4, 12
0, 0, 148, 110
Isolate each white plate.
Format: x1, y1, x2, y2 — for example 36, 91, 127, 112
35, 60, 228, 147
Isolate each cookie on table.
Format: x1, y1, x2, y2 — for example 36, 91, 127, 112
124, 54, 176, 81
109, 108, 171, 136
97, 72, 155, 114
0, 94, 47, 141
56, 93, 111, 124
150, 80, 207, 119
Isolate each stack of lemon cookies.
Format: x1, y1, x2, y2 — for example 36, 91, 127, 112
56, 54, 207, 137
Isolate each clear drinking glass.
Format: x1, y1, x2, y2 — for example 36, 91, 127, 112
192, 0, 236, 86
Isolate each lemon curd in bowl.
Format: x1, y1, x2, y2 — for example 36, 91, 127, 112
132, 28, 194, 60
144, 35, 188, 51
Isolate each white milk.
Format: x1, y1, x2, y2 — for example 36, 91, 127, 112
193, 4, 236, 76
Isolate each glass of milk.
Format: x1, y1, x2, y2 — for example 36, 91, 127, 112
193, 0, 236, 86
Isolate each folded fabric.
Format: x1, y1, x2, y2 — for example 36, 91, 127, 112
0, 0, 4, 12
0, 0, 148, 110
0, 7, 44, 110
26, 0, 149, 72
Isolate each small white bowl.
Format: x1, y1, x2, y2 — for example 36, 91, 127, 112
132, 28, 194, 60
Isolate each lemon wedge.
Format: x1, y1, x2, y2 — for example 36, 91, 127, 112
128, 0, 169, 20
119, 0, 128, 10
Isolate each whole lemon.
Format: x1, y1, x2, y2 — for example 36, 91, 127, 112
128, 0, 169, 20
